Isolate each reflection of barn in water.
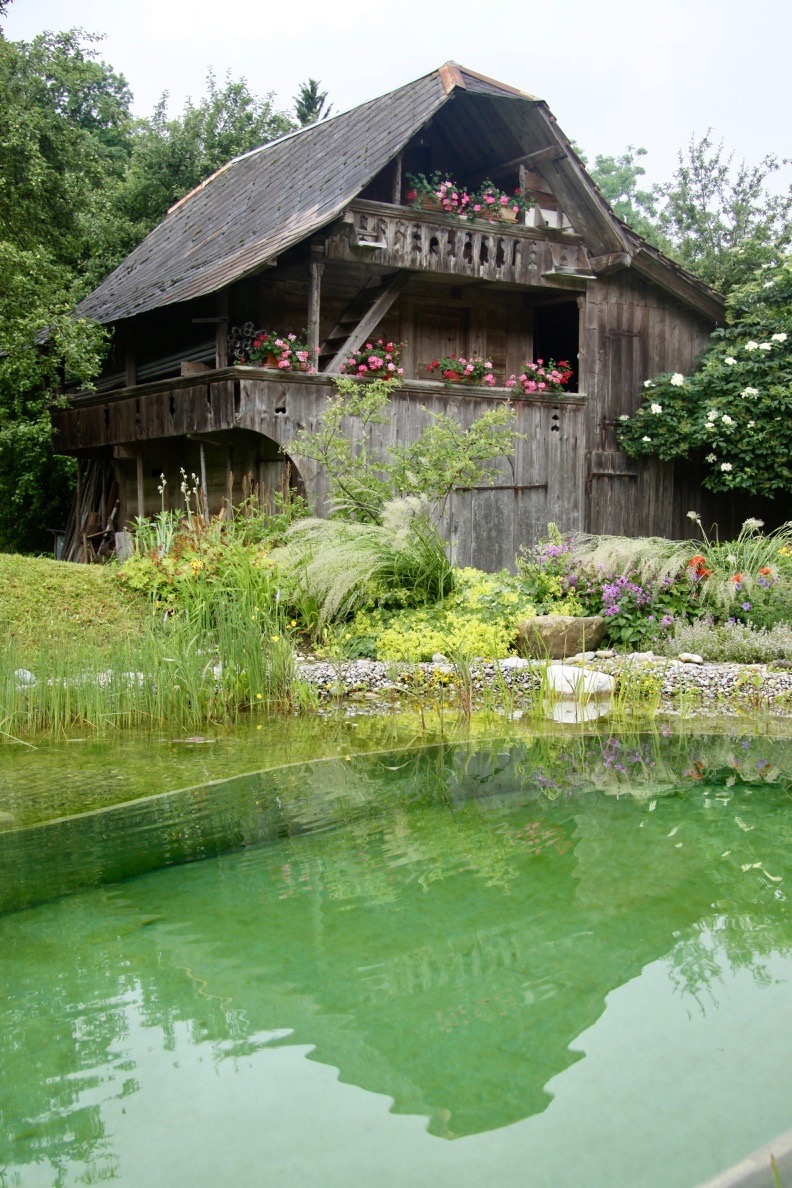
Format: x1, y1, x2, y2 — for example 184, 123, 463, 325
54, 63, 746, 567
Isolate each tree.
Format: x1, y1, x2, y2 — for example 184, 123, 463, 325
290, 376, 520, 523
586, 146, 667, 248
294, 78, 332, 126
657, 133, 792, 294
0, 30, 131, 549
0, 30, 132, 272
617, 256, 792, 497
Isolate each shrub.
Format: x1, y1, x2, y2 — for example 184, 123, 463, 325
347, 567, 537, 661
658, 620, 792, 664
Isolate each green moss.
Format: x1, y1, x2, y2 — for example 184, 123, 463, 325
0, 554, 148, 651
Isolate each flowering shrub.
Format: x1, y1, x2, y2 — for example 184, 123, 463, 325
617, 257, 792, 495
508, 358, 573, 396
405, 172, 532, 221
517, 527, 700, 648
247, 331, 312, 371
424, 355, 496, 385
339, 339, 405, 378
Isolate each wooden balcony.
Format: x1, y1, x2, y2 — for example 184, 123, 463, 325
325, 200, 595, 289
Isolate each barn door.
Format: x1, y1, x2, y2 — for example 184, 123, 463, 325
586, 328, 643, 535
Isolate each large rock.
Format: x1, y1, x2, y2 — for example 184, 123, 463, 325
516, 615, 607, 659
545, 664, 615, 698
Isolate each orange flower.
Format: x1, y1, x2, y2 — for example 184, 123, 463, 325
688, 555, 707, 567
759, 566, 772, 576
732, 573, 743, 583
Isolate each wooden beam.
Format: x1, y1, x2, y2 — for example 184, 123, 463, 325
588, 252, 632, 276
125, 326, 137, 388
215, 289, 228, 369
391, 151, 403, 205
325, 270, 411, 375
307, 247, 325, 367
468, 146, 566, 188
135, 448, 144, 519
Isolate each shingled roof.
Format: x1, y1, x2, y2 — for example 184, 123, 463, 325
77, 63, 724, 325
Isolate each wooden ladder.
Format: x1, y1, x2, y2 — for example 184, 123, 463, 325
320, 270, 410, 374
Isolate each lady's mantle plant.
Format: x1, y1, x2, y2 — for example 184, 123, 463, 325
617, 257, 792, 495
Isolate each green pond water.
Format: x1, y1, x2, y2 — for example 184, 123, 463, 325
1, 725, 792, 1186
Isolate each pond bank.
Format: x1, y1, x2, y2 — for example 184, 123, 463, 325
297, 653, 792, 717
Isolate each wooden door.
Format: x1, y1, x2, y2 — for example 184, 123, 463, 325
412, 305, 468, 376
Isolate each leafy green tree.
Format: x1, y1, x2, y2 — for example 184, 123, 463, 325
0, 30, 132, 273
657, 133, 792, 294
290, 377, 520, 523
294, 78, 332, 126
0, 30, 130, 549
586, 146, 667, 248
617, 256, 792, 497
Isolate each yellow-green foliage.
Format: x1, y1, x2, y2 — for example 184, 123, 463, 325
351, 567, 536, 661
0, 553, 148, 650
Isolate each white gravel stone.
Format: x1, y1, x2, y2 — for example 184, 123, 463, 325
678, 653, 704, 664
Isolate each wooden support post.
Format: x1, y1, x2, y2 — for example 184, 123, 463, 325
307, 247, 325, 369
125, 324, 137, 388
199, 440, 209, 523
391, 151, 403, 205
136, 448, 144, 519
215, 289, 229, 369
225, 446, 234, 520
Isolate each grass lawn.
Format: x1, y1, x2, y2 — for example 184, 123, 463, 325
0, 554, 148, 652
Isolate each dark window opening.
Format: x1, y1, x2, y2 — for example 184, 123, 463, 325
533, 301, 579, 393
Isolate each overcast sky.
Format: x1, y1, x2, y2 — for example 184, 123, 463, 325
5, 0, 791, 190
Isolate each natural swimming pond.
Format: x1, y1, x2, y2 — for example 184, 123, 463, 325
1, 726, 792, 1186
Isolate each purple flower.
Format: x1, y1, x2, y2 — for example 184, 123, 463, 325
742, 601, 752, 611
661, 614, 674, 628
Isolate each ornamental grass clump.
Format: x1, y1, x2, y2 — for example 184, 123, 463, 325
658, 620, 792, 664
272, 498, 453, 627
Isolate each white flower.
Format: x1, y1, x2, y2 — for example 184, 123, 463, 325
721, 414, 733, 425
724, 357, 737, 365
643, 380, 655, 388
650, 403, 663, 414
745, 341, 759, 351
720, 462, 733, 472
727, 554, 737, 564
707, 410, 718, 421
705, 454, 716, 463
686, 511, 700, 521
741, 387, 758, 397
618, 414, 629, 421
642, 435, 652, 443
747, 420, 755, 428
743, 517, 764, 531
758, 342, 772, 351
771, 332, 787, 342
764, 280, 775, 288
670, 373, 685, 386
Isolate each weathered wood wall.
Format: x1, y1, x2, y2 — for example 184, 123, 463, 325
54, 371, 586, 572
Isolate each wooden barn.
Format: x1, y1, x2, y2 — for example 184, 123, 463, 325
54, 62, 737, 568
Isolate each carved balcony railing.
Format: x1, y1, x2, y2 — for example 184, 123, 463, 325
325, 199, 594, 288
